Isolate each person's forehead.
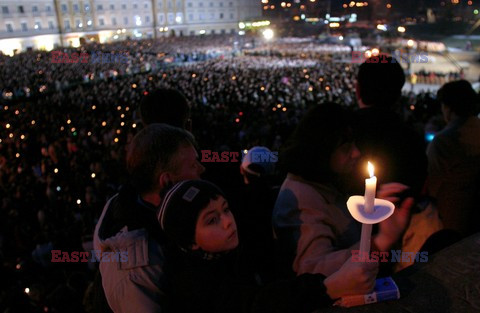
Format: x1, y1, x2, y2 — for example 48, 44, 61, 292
176, 143, 196, 157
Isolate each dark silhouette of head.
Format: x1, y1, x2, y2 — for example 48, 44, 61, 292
437, 80, 479, 118
280, 102, 354, 183
357, 55, 405, 109
139, 89, 191, 129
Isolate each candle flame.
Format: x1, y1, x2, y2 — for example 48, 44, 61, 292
367, 161, 374, 178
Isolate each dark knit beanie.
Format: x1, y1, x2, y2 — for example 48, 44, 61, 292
157, 180, 226, 250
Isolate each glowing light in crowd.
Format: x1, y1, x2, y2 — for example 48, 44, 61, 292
372, 48, 380, 56
67, 119, 71, 124
397, 26, 406, 33
77, 199, 81, 205
376, 24, 387, 31
117, 106, 122, 111
25, 288, 30, 294
92, 105, 96, 110
114, 137, 119, 143
31, 120, 36, 125
6, 123, 10, 129
91, 173, 96, 178
132, 123, 137, 128
54, 168, 59, 174
262, 29, 274, 40
102, 121, 107, 127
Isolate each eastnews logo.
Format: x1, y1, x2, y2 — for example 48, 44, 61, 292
351, 250, 428, 263
51, 250, 128, 263
51, 51, 129, 64
200, 150, 278, 163
351, 51, 429, 64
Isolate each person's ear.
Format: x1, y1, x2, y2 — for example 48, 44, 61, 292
355, 82, 366, 108
158, 172, 172, 190
441, 103, 452, 123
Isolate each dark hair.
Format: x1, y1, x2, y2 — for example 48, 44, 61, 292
437, 80, 479, 117
357, 55, 405, 108
280, 102, 354, 183
139, 88, 190, 128
126, 124, 196, 194
158, 180, 226, 249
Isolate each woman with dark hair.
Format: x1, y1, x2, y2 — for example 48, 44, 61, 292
273, 102, 412, 277
427, 80, 480, 237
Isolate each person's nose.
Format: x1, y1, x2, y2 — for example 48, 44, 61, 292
222, 214, 234, 230
197, 161, 206, 176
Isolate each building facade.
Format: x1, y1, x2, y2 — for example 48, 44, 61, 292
0, 0, 262, 55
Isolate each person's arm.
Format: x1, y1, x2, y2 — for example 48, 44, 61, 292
293, 205, 359, 276
107, 268, 166, 313
219, 258, 378, 313
426, 136, 450, 198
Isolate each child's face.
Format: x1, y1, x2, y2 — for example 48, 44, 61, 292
192, 196, 239, 253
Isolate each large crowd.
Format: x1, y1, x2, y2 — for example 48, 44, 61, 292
0, 34, 477, 313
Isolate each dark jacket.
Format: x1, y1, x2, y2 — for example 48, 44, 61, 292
353, 108, 428, 197
93, 185, 168, 313
165, 244, 334, 313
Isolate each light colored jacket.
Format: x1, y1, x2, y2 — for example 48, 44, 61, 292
94, 195, 167, 313
273, 174, 360, 276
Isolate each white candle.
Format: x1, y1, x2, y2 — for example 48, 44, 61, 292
360, 162, 376, 256
364, 161, 377, 214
